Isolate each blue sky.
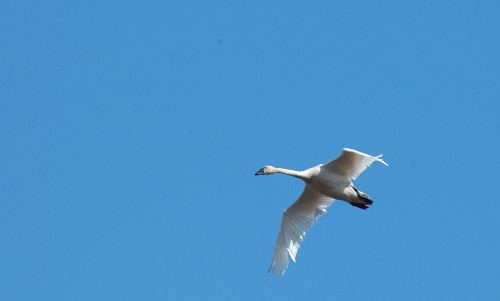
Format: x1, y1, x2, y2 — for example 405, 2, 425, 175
1, 0, 500, 300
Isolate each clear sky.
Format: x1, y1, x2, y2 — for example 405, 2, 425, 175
1, 0, 499, 300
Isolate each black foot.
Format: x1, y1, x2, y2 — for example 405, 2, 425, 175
352, 185, 373, 205
349, 202, 369, 210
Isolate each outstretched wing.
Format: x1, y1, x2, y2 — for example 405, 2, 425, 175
269, 185, 334, 275
324, 148, 388, 181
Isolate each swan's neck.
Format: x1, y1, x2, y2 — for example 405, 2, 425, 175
274, 168, 309, 181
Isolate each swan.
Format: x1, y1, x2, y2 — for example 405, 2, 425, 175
255, 148, 388, 275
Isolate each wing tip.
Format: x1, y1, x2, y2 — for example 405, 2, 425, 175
375, 154, 389, 166
268, 260, 288, 276
343, 148, 389, 166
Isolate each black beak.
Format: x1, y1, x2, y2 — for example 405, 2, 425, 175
255, 168, 264, 176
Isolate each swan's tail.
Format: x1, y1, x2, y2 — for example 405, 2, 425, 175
350, 186, 373, 210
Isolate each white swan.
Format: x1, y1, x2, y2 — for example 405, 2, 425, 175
255, 148, 388, 275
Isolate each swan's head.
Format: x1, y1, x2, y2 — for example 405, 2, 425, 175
254, 165, 276, 176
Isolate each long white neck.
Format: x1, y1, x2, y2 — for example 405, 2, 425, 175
273, 167, 310, 181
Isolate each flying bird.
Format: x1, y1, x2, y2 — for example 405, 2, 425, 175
255, 148, 388, 275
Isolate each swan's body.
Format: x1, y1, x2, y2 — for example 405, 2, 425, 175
255, 148, 388, 275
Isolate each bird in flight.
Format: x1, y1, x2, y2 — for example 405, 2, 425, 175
255, 148, 388, 275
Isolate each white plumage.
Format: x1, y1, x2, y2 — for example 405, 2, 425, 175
255, 148, 388, 275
